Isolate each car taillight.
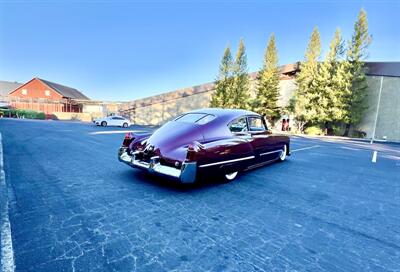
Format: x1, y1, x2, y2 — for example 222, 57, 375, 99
186, 141, 204, 162
122, 133, 135, 147
187, 144, 195, 151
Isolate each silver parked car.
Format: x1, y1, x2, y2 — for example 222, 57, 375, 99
94, 116, 131, 128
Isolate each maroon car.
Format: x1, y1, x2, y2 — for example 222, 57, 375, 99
118, 108, 290, 183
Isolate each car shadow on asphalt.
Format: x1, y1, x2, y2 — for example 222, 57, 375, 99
118, 159, 292, 193
121, 169, 232, 193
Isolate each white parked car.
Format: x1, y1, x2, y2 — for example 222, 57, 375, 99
94, 116, 131, 128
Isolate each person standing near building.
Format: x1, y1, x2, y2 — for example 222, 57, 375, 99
285, 118, 290, 131
281, 119, 287, 131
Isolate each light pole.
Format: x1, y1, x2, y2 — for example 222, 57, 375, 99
370, 76, 384, 144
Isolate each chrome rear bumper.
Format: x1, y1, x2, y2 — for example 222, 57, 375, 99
118, 148, 197, 183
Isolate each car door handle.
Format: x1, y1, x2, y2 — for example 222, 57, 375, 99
234, 132, 252, 141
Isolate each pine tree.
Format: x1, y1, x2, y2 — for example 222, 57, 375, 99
229, 39, 250, 109
343, 8, 371, 135
294, 27, 321, 127
210, 46, 233, 108
255, 34, 281, 125
315, 28, 350, 125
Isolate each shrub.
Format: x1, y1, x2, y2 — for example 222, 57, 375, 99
332, 125, 343, 136
1, 109, 46, 119
352, 130, 366, 138
304, 126, 324, 135
36, 112, 46, 119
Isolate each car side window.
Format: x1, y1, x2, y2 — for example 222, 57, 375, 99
229, 117, 248, 133
248, 116, 266, 132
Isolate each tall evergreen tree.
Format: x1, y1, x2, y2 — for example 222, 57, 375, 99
210, 46, 233, 108
229, 39, 250, 109
294, 27, 321, 126
314, 28, 350, 125
343, 8, 372, 135
254, 34, 281, 125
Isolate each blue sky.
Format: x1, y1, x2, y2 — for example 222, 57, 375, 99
0, 0, 399, 101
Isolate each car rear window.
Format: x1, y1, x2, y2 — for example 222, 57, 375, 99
174, 113, 215, 124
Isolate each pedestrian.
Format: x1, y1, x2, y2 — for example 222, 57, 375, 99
285, 118, 290, 131
281, 119, 287, 131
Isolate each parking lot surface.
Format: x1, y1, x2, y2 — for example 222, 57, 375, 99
0, 118, 399, 272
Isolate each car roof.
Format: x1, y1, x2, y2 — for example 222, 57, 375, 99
186, 108, 260, 119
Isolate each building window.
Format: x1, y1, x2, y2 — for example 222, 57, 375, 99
21, 89, 27, 95
45, 90, 50, 96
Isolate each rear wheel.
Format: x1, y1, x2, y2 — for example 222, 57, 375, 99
279, 144, 287, 162
122, 123, 128, 128
101, 121, 107, 127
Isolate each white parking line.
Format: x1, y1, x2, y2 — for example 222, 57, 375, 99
372, 151, 378, 163
381, 154, 400, 161
341, 146, 361, 151
291, 145, 320, 153
89, 130, 145, 135
0, 133, 15, 272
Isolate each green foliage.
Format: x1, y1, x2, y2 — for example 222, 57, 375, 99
343, 8, 371, 131
293, 27, 321, 126
36, 112, 46, 119
332, 124, 343, 136
347, 9, 372, 63
291, 91, 308, 133
304, 126, 324, 135
211, 8, 371, 138
313, 28, 352, 124
211, 40, 251, 110
254, 34, 281, 125
292, 9, 371, 136
1, 109, 46, 119
210, 46, 233, 108
229, 39, 250, 109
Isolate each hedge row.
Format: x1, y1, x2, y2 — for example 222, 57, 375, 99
0, 109, 46, 119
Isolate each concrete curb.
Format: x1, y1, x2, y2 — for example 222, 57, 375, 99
0, 133, 15, 272
283, 133, 400, 145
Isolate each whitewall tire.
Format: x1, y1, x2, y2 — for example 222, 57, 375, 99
279, 145, 287, 161
224, 171, 238, 181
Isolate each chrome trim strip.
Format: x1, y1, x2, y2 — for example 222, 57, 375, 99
120, 154, 132, 163
252, 135, 270, 139
260, 150, 281, 156
133, 159, 150, 168
199, 156, 255, 168
152, 164, 181, 178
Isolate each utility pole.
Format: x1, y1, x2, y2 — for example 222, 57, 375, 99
370, 76, 384, 144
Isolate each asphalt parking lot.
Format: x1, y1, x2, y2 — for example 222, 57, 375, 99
0, 118, 399, 272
